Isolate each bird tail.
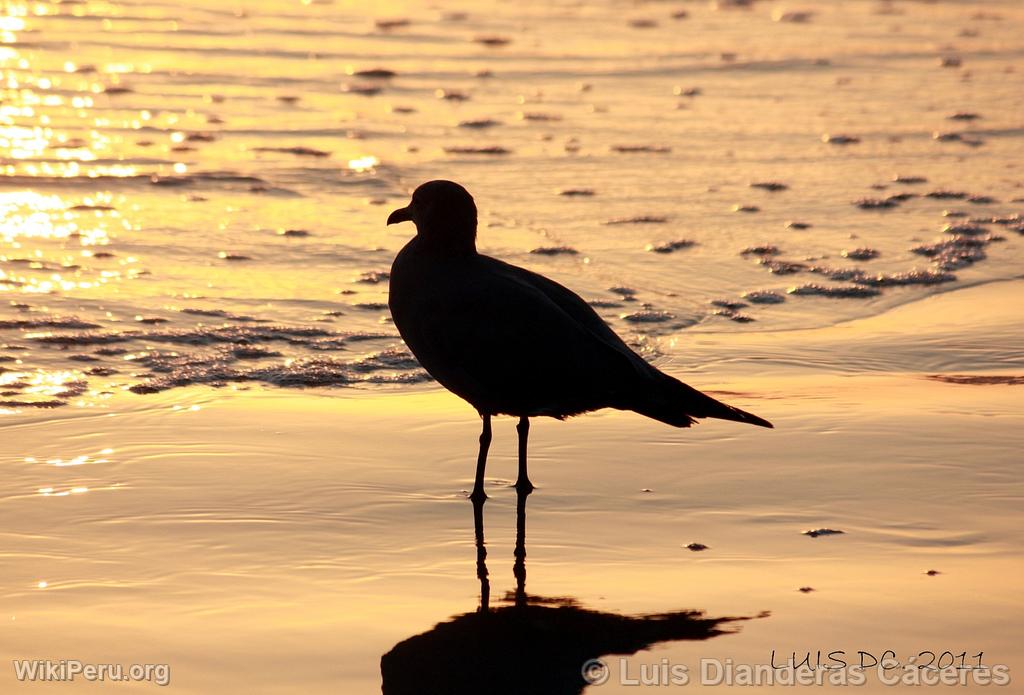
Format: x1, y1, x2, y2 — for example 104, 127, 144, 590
631, 374, 773, 429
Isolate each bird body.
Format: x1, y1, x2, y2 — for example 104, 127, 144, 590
391, 238, 766, 428
387, 180, 771, 499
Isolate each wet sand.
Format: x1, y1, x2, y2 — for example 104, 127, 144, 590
3, 278, 1021, 692
2, 0, 1023, 690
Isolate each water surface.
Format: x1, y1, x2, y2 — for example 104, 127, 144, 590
2, 1, 1023, 692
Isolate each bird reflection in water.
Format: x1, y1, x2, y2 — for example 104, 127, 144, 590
382, 488, 755, 694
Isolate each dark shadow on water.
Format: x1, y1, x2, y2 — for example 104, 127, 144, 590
381, 488, 758, 694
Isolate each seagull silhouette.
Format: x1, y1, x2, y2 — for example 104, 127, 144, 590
388, 180, 771, 501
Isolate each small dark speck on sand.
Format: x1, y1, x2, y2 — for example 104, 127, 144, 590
610, 145, 672, 154
278, 229, 309, 237
842, 248, 879, 260
253, 146, 330, 158
967, 195, 996, 204
854, 197, 898, 210
733, 204, 760, 213
70, 204, 116, 211
741, 245, 780, 256
375, 18, 410, 30
605, 216, 668, 225
750, 181, 788, 192
927, 190, 969, 200
927, 374, 1024, 386
646, 239, 695, 254
673, 86, 702, 97
342, 83, 382, 96
789, 284, 879, 298
760, 259, 807, 275
798, 587, 816, 593
942, 223, 988, 235
444, 146, 510, 155
218, 252, 250, 261
775, 10, 814, 22
519, 112, 562, 122
458, 119, 501, 129
559, 188, 595, 197
135, 316, 168, 324
981, 214, 1023, 226
934, 132, 983, 147
474, 35, 512, 47
87, 367, 118, 376
948, 112, 980, 121
711, 300, 748, 311
352, 68, 397, 79
822, 134, 860, 145
717, 311, 755, 323
621, 309, 674, 323
894, 175, 928, 184
743, 290, 786, 304
150, 175, 191, 187
530, 246, 578, 256
786, 221, 812, 230
436, 89, 470, 101
629, 19, 658, 29
803, 528, 845, 538
685, 543, 709, 552
926, 570, 941, 576
938, 56, 962, 67
0, 399, 65, 408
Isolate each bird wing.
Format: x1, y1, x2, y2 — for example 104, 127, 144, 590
483, 256, 663, 373
406, 256, 649, 417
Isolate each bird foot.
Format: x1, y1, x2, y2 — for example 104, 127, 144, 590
514, 479, 535, 495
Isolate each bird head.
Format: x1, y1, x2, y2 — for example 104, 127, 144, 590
387, 180, 478, 253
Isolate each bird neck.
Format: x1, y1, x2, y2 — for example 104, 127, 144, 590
417, 223, 477, 256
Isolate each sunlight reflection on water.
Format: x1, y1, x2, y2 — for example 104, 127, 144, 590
0, 0, 1021, 412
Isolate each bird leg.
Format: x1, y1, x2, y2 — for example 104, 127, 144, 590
515, 416, 535, 494
472, 493, 490, 613
513, 482, 529, 607
470, 414, 492, 503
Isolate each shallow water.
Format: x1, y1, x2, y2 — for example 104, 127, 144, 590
2, 0, 1023, 692
2, 0, 1023, 403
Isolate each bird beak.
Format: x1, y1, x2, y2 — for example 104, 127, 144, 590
387, 205, 413, 226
